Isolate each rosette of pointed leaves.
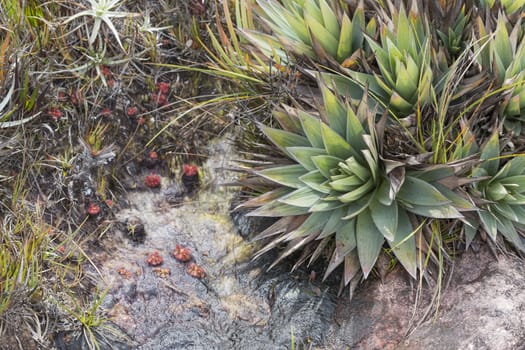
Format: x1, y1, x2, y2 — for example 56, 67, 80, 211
475, 15, 525, 133
362, 5, 434, 117
237, 83, 465, 286
464, 131, 525, 251
476, 0, 525, 16
242, 0, 375, 66
436, 6, 469, 59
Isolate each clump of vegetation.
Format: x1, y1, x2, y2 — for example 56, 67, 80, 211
237, 83, 469, 289
0, 0, 238, 348
3, 0, 525, 347
231, 0, 525, 294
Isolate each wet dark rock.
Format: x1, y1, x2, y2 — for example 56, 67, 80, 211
230, 207, 276, 239
125, 216, 146, 244
181, 172, 199, 194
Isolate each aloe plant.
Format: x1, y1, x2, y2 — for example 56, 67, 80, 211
474, 15, 525, 133
242, 0, 375, 66
363, 5, 434, 117
237, 81, 467, 285
462, 131, 525, 251
436, 6, 469, 59
476, 0, 525, 15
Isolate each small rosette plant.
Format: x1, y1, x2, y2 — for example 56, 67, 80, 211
363, 5, 434, 117
242, 0, 375, 66
474, 15, 525, 133
464, 130, 525, 251
237, 82, 465, 286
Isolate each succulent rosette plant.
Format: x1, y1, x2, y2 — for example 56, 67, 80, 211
462, 130, 525, 251
242, 0, 374, 66
237, 82, 466, 286
361, 5, 434, 117
474, 15, 525, 133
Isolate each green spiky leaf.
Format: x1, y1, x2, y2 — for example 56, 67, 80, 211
356, 209, 384, 278
256, 165, 308, 188
479, 131, 500, 175
260, 125, 310, 156
388, 208, 417, 279
397, 176, 451, 206
369, 199, 398, 241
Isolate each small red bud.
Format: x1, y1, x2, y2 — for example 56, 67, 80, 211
173, 245, 192, 262
101, 107, 112, 117
186, 262, 206, 279
48, 108, 63, 121
146, 251, 163, 266
144, 174, 161, 188
70, 90, 83, 105
87, 203, 101, 216
156, 82, 170, 94
127, 106, 138, 117
101, 66, 112, 77
183, 164, 199, 177
151, 92, 168, 106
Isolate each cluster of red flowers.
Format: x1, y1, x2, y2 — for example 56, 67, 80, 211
151, 82, 170, 106
183, 164, 199, 177
186, 263, 206, 279
140, 245, 205, 280
146, 251, 163, 266
144, 173, 161, 188
117, 267, 132, 279
173, 244, 192, 262
173, 245, 206, 279
101, 65, 116, 88
87, 202, 101, 216
126, 106, 138, 117
48, 107, 62, 121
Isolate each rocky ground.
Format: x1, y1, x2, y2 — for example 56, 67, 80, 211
52, 135, 525, 350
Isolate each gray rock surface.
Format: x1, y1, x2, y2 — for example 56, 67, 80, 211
397, 247, 525, 350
